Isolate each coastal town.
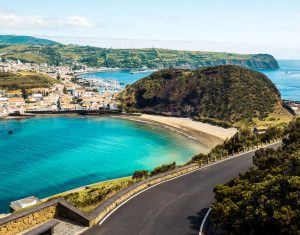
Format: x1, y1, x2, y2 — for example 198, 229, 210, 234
0, 58, 300, 119
0, 58, 121, 118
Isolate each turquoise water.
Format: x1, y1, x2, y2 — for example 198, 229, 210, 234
82, 60, 300, 101
0, 116, 204, 212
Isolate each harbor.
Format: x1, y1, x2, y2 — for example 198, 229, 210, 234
76, 77, 123, 93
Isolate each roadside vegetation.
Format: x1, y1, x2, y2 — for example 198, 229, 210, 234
49, 162, 180, 213
48, 177, 134, 213
210, 118, 300, 235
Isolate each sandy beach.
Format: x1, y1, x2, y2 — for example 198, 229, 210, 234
118, 114, 238, 149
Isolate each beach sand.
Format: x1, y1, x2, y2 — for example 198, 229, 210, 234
118, 114, 237, 149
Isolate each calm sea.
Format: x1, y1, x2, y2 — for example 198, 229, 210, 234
81, 60, 300, 101
258, 60, 300, 101
0, 116, 206, 212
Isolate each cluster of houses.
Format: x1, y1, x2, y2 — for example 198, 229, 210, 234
0, 58, 118, 79
0, 59, 120, 117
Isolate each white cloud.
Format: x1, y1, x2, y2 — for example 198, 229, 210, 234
0, 10, 97, 29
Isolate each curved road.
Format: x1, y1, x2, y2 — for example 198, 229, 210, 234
83, 142, 281, 235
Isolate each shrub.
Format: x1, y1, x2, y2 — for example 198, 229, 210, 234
150, 162, 176, 176
132, 170, 149, 180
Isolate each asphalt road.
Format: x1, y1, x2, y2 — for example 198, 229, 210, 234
84, 142, 281, 235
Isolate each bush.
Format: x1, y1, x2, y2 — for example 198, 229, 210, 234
150, 162, 176, 176
132, 170, 149, 180
190, 153, 207, 163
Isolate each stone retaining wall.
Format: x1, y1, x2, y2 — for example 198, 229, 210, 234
0, 205, 57, 235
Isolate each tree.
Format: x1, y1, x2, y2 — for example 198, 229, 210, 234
210, 118, 300, 235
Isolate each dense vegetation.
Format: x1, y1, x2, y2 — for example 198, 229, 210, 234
0, 42, 278, 69
118, 65, 286, 124
0, 72, 58, 90
210, 118, 300, 235
190, 125, 285, 164
0, 35, 59, 45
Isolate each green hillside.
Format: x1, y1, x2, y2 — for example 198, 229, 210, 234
0, 71, 58, 90
0, 35, 59, 46
118, 65, 291, 125
0, 43, 279, 69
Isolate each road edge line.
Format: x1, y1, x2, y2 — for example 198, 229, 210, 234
199, 208, 212, 235
96, 141, 281, 227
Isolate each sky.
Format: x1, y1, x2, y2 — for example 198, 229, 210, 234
0, 0, 299, 59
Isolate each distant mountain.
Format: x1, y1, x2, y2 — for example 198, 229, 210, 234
0, 37, 279, 69
0, 35, 59, 45
118, 65, 289, 125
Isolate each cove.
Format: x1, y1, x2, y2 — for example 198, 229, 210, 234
0, 116, 208, 212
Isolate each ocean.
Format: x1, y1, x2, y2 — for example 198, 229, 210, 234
258, 60, 300, 101
0, 116, 206, 212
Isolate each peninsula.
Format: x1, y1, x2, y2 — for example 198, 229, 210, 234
0, 35, 279, 69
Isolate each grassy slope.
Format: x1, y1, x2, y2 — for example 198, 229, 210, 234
0, 44, 278, 68
48, 177, 134, 213
0, 71, 58, 90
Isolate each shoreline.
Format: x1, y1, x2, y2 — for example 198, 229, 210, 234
114, 114, 237, 149
0, 112, 237, 214
1, 112, 237, 148
2, 112, 237, 146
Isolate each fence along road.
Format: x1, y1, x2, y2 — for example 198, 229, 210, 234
83, 142, 281, 235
